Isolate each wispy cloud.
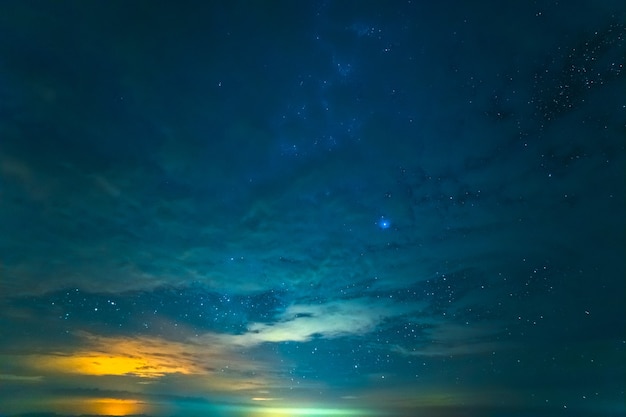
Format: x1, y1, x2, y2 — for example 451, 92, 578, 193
393, 322, 509, 357
5, 331, 277, 394
0, 373, 43, 382
214, 297, 420, 346
15, 334, 206, 378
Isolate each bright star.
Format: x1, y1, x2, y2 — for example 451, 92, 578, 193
377, 217, 391, 229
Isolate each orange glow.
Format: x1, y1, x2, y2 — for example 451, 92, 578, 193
15, 333, 279, 393
30, 352, 189, 377
43, 397, 151, 416
26, 335, 200, 377
87, 398, 145, 416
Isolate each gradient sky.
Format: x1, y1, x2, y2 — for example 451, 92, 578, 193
0, 1, 624, 417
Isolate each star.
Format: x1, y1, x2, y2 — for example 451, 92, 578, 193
377, 217, 391, 230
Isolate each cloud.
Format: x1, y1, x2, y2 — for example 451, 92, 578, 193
0, 373, 43, 382
392, 322, 510, 357
217, 297, 419, 346
17, 334, 205, 378
4, 331, 280, 394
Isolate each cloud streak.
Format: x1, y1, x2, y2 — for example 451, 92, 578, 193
392, 322, 510, 357
219, 298, 417, 346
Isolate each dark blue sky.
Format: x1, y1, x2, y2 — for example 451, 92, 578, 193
0, 1, 624, 416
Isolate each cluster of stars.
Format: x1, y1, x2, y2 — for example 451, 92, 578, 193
533, 20, 625, 124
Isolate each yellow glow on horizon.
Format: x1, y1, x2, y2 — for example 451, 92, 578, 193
42, 397, 151, 416
87, 398, 146, 416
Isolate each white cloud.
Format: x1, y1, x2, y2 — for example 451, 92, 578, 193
223, 298, 418, 346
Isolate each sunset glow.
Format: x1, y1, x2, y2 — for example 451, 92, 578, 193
84, 398, 147, 416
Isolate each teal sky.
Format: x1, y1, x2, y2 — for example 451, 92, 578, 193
0, 1, 624, 417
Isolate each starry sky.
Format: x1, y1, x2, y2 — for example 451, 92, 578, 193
0, 1, 625, 417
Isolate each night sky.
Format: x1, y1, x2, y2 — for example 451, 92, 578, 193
0, 1, 625, 417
